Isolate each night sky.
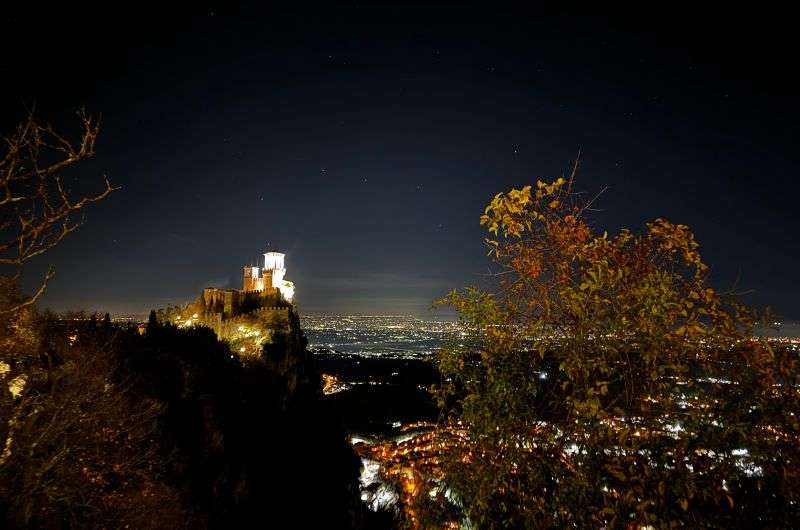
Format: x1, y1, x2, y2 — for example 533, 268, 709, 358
2, 4, 797, 317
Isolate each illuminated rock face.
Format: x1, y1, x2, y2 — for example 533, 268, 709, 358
242, 251, 295, 302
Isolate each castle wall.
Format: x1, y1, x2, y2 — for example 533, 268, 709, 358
223, 290, 237, 317
202, 286, 284, 320
203, 288, 228, 313
213, 306, 292, 339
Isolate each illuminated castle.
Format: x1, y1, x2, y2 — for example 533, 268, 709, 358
243, 251, 295, 302
201, 250, 295, 319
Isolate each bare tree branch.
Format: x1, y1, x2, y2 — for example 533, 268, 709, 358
0, 109, 116, 313
0, 267, 55, 316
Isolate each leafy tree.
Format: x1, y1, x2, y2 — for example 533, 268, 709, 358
420, 169, 799, 528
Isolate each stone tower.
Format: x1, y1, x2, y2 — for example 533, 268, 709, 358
264, 251, 294, 301
243, 265, 256, 291
238, 251, 293, 301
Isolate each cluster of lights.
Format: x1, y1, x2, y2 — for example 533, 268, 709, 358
307, 315, 799, 521
303, 314, 463, 360
352, 421, 467, 525
322, 373, 352, 395
173, 313, 201, 329
351, 378, 796, 518
228, 324, 269, 357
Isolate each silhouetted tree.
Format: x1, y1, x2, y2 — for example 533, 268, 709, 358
147, 309, 158, 335
111, 313, 366, 529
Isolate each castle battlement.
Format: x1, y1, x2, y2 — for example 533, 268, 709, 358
239, 288, 280, 296
252, 306, 290, 313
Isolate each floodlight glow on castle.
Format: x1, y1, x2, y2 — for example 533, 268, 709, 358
243, 251, 295, 302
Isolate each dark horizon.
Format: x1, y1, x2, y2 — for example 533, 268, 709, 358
2, 4, 797, 318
